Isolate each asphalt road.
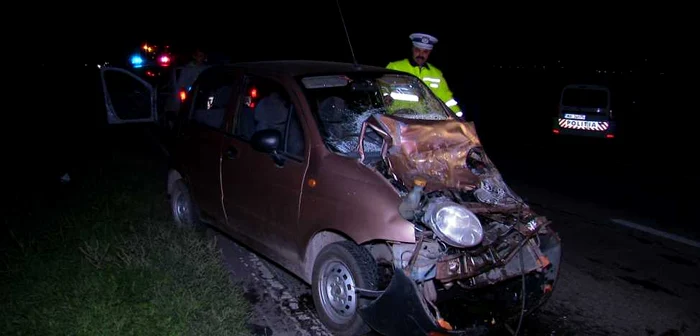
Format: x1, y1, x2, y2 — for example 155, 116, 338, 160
504, 183, 700, 335
8, 65, 697, 335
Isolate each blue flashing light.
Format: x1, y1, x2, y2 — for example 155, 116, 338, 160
130, 54, 144, 66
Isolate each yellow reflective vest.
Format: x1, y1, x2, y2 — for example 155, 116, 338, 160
386, 59, 462, 116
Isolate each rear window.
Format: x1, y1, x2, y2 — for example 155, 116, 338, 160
562, 88, 609, 108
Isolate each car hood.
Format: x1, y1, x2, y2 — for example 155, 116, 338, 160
366, 114, 502, 193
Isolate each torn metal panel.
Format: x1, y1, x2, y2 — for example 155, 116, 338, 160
370, 115, 485, 192
361, 114, 526, 210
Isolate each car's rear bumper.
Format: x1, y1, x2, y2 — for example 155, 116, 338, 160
553, 118, 616, 138
554, 128, 615, 138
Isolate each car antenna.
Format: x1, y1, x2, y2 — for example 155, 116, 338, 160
335, 0, 360, 69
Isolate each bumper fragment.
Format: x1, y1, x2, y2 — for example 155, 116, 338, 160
359, 268, 487, 336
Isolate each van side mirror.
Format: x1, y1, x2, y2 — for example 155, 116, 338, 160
251, 129, 281, 153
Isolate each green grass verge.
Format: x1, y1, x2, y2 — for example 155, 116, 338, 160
1, 147, 250, 336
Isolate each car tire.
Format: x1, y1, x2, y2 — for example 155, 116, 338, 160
170, 179, 201, 229
311, 241, 379, 336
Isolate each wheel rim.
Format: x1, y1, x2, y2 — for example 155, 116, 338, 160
175, 193, 190, 224
318, 259, 358, 324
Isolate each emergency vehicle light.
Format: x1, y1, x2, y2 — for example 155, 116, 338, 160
158, 55, 170, 66
130, 54, 144, 66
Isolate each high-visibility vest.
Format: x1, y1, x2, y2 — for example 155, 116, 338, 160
386, 59, 462, 117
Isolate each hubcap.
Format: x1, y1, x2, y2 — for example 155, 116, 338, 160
175, 193, 189, 223
318, 260, 358, 324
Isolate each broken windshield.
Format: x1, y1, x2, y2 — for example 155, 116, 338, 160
300, 73, 452, 155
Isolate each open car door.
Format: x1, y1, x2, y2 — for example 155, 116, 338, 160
100, 67, 157, 124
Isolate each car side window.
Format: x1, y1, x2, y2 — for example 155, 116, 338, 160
233, 75, 306, 158
190, 73, 235, 129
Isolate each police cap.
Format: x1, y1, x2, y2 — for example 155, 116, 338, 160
409, 33, 438, 50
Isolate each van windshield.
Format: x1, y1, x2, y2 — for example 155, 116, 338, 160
299, 73, 452, 155
562, 88, 609, 109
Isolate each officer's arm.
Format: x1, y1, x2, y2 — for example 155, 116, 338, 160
435, 73, 463, 118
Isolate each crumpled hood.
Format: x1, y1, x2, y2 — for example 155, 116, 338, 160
368, 114, 494, 192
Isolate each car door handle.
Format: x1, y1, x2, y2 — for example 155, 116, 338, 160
225, 146, 238, 159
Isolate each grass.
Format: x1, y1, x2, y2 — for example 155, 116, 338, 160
0, 140, 251, 336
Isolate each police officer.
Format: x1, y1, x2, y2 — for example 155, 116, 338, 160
386, 33, 464, 118
177, 48, 208, 92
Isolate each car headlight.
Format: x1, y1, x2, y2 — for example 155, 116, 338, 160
422, 199, 484, 248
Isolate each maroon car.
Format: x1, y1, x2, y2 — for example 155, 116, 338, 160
100, 60, 562, 336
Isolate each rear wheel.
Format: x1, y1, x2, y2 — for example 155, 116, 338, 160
170, 179, 201, 229
312, 241, 379, 336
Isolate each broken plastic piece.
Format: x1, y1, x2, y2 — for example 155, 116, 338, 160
543, 283, 553, 293
413, 176, 427, 187
399, 179, 426, 220
437, 318, 453, 330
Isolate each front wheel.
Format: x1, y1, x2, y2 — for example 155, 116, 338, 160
312, 241, 379, 336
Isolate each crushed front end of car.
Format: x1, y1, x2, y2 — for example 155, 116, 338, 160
356, 115, 562, 336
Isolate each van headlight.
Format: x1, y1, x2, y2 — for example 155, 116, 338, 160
422, 199, 484, 248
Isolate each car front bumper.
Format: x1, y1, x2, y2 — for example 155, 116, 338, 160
359, 230, 562, 336
359, 268, 488, 336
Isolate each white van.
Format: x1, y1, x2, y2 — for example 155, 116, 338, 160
552, 84, 615, 139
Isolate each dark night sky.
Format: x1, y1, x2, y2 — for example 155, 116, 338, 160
18, 3, 693, 72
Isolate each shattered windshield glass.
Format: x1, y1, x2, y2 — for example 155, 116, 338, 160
300, 73, 452, 155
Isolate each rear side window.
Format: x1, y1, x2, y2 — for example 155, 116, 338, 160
232, 75, 306, 159
190, 72, 236, 129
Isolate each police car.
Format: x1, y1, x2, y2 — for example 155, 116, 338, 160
128, 42, 174, 74
552, 84, 616, 139
100, 42, 206, 133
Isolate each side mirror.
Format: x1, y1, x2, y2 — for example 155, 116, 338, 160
251, 129, 286, 167
251, 129, 281, 153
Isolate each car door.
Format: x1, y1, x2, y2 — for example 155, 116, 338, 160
221, 73, 309, 262
177, 68, 242, 225
100, 67, 157, 124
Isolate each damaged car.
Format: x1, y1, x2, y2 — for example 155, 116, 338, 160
101, 60, 562, 336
